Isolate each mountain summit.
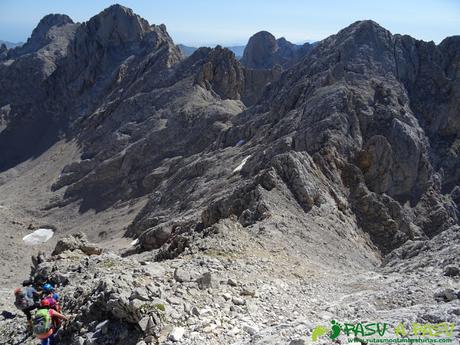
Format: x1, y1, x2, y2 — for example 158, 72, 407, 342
7, 14, 74, 57
241, 30, 313, 69
79, 4, 151, 46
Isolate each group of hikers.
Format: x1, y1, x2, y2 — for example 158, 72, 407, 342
14, 282, 68, 345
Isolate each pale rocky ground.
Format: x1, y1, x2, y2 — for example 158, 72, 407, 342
0, 221, 458, 345
0, 143, 458, 344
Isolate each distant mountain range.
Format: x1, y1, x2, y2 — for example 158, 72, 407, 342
178, 37, 316, 65
0, 40, 23, 48
178, 44, 246, 58
3, 39, 306, 61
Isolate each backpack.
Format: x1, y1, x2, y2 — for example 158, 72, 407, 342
33, 309, 52, 336
14, 289, 34, 310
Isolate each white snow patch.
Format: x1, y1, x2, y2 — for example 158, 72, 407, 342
130, 239, 139, 246
233, 155, 251, 173
22, 228, 54, 245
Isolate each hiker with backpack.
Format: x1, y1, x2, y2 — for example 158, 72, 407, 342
14, 286, 41, 330
41, 283, 62, 312
33, 298, 68, 345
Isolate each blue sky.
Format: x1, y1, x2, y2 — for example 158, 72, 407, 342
0, 0, 459, 45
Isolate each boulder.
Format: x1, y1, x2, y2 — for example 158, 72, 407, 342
434, 289, 458, 302
197, 272, 212, 290
443, 266, 459, 277
52, 233, 103, 256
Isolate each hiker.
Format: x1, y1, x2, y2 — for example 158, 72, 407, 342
41, 283, 61, 312
14, 286, 41, 330
42, 283, 56, 297
33, 299, 68, 345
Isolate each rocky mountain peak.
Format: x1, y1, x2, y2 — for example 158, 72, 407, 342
63, 5, 181, 107
241, 30, 313, 69
241, 31, 278, 69
248, 31, 278, 47
81, 4, 151, 47
300, 19, 397, 79
7, 13, 74, 57
342, 19, 388, 35
24, 13, 74, 45
333, 19, 394, 53
32, 13, 74, 37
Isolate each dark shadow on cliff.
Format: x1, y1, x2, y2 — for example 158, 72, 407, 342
0, 110, 67, 172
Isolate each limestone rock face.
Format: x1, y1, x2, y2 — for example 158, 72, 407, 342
35, 19, 458, 258
1, 9, 458, 259
194, 46, 246, 100
193, 46, 277, 104
0, 13, 78, 171
219, 20, 460, 254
